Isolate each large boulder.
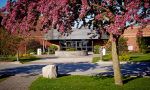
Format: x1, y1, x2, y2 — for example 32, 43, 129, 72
42, 64, 57, 79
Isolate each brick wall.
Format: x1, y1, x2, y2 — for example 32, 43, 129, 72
123, 25, 150, 51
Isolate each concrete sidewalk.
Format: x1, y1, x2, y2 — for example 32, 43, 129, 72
0, 55, 93, 90
0, 56, 150, 90
0, 74, 38, 90
28, 54, 93, 64
28, 57, 92, 64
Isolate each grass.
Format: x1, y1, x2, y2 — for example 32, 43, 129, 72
0, 56, 16, 62
92, 53, 150, 63
129, 53, 150, 62
30, 75, 150, 90
0, 78, 7, 82
0, 75, 9, 83
92, 54, 112, 63
92, 57, 100, 63
19, 56, 40, 63
0, 55, 40, 63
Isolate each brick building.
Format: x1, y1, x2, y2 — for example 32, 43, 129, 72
19, 27, 108, 54
17, 25, 150, 54
123, 25, 150, 51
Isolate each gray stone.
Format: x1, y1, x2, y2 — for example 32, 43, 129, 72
42, 64, 57, 79
55, 51, 88, 57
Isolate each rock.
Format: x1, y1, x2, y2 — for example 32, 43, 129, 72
42, 64, 57, 79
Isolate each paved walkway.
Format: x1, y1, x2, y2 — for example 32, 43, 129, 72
28, 54, 93, 64
0, 55, 93, 90
0, 74, 38, 90
0, 55, 150, 90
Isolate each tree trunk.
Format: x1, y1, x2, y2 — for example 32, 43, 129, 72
16, 50, 19, 61
99, 47, 103, 61
111, 35, 123, 86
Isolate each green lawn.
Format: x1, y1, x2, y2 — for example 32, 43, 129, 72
92, 53, 150, 62
92, 54, 112, 63
19, 56, 40, 63
30, 75, 150, 90
129, 53, 150, 62
92, 57, 100, 63
0, 55, 40, 63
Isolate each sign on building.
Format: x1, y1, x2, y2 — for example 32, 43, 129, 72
128, 45, 133, 51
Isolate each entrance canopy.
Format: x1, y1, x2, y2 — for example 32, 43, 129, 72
44, 28, 108, 40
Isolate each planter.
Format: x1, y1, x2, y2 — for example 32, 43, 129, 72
55, 51, 88, 57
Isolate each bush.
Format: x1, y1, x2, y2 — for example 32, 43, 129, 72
66, 48, 76, 51
92, 57, 100, 63
0, 56, 16, 62
118, 37, 128, 55
105, 37, 128, 55
22, 54, 31, 57
27, 49, 36, 54
137, 37, 150, 54
103, 54, 112, 61
92, 54, 112, 63
119, 53, 130, 61
94, 45, 100, 54
19, 55, 40, 63
49, 45, 58, 54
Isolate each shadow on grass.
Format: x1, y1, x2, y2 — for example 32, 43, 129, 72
0, 74, 10, 79
57, 74, 71, 78
123, 76, 139, 84
19, 57, 41, 63
91, 74, 140, 84
131, 60, 150, 62
130, 56, 139, 60
91, 74, 113, 80
0, 74, 10, 82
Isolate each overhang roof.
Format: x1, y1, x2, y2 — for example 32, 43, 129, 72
44, 28, 108, 40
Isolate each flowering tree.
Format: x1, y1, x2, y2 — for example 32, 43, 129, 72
1, 0, 149, 85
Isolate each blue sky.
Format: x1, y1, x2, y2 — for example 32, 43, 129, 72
0, 0, 7, 8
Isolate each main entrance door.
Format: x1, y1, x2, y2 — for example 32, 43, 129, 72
59, 40, 93, 51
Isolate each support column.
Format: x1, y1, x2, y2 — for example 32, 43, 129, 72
76, 41, 77, 51
81, 41, 82, 50
86, 40, 88, 51
92, 40, 93, 52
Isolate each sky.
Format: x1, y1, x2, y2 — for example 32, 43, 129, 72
0, 0, 7, 8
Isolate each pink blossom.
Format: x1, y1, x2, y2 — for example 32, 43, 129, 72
95, 14, 102, 20
59, 24, 65, 32
144, 3, 149, 8
0, 0, 148, 36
